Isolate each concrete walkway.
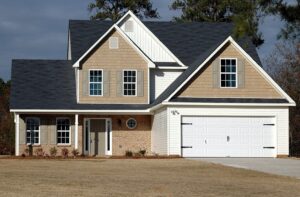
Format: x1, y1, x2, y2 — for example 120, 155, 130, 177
193, 158, 300, 179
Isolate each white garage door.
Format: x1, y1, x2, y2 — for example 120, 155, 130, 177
181, 116, 276, 157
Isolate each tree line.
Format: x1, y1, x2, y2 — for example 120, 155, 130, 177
0, 0, 299, 155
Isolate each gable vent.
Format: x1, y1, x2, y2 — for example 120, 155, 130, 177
125, 20, 134, 32
109, 37, 119, 49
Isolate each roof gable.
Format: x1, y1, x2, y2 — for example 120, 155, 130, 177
153, 37, 295, 105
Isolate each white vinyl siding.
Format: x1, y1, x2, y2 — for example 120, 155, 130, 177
150, 69, 182, 102
151, 108, 168, 155
166, 106, 289, 156
120, 17, 175, 62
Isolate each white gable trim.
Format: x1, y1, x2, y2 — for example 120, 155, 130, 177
117, 11, 186, 67
72, 24, 155, 68
165, 36, 295, 105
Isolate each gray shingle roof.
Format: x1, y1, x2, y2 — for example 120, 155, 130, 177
170, 98, 289, 103
11, 20, 276, 110
10, 60, 149, 110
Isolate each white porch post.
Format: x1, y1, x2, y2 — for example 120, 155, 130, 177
14, 113, 20, 156
75, 114, 78, 149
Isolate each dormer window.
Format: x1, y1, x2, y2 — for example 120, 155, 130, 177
220, 58, 237, 88
109, 37, 119, 49
89, 70, 103, 96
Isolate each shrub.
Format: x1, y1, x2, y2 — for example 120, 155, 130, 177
34, 148, 45, 157
71, 149, 79, 158
61, 148, 69, 158
125, 150, 133, 157
139, 149, 146, 157
24, 148, 29, 156
21, 153, 26, 157
49, 147, 57, 157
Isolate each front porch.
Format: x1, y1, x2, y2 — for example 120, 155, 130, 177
16, 114, 152, 157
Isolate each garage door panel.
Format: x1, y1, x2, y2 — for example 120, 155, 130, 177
181, 116, 276, 157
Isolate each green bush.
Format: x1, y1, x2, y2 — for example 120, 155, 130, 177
125, 150, 133, 157
61, 148, 69, 158
49, 147, 57, 157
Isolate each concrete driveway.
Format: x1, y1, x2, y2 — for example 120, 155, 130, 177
193, 158, 300, 179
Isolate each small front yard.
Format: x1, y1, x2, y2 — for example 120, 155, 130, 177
0, 158, 299, 196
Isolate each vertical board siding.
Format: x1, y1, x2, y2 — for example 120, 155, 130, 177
151, 108, 168, 155
120, 18, 175, 62
167, 107, 289, 156
150, 69, 183, 102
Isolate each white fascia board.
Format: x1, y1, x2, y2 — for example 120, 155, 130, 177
165, 36, 296, 105
120, 10, 186, 67
152, 66, 188, 70
10, 109, 152, 114
161, 101, 295, 107
114, 25, 155, 68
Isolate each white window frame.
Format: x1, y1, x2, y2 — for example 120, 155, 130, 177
25, 117, 40, 145
56, 117, 71, 146
109, 37, 119, 49
89, 69, 103, 96
220, 58, 238, 88
122, 69, 137, 96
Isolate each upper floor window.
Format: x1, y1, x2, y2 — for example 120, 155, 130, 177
89, 70, 103, 96
220, 58, 237, 88
123, 70, 137, 96
109, 37, 119, 49
57, 118, 71, 145
26, 118, 40, 145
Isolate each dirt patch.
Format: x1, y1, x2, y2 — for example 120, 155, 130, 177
0, 159, 299, 196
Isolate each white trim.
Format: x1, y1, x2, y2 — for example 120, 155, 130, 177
89, 69, 103, 97
114, 25, 155, 68
117, 11, 185, 67
73, 24, 155, 68
15, 113, 19, 156
165, 36, 295, 105
76, 68, 79, 103
75, 114, 78, 149
122, 69, 137, 97
162, 101, 294, 107
10, 109, 152, 114
152, 66, 188, 70
220, 58, 238, 88
25, 117, 41, 146
56, 117, 72, 146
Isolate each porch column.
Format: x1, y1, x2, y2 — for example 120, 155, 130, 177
14, 113, 20, 156
75, 114, 78, 149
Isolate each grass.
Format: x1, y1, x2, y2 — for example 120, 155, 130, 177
0, 158, 299, 197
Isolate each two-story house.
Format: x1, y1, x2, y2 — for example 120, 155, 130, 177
10, 11, 295, 157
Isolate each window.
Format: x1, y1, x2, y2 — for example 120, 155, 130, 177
123, 70, 137, 96
126, 118, 137, 129
89, 70, 102, 96
220, 58, 237, 88
109, 37, 119, 49
57, 118, 70, 145
125, 20, 134, 32
26, 118, 40, 145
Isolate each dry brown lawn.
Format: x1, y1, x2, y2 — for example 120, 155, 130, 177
0, 158, 299, 197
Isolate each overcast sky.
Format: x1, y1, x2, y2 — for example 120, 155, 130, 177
0, 0, 283, 81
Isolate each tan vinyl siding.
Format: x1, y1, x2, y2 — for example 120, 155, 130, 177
79, 30, 148, 104
177, 43, 283, 98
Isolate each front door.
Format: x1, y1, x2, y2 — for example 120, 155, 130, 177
90, 119, 106, 156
